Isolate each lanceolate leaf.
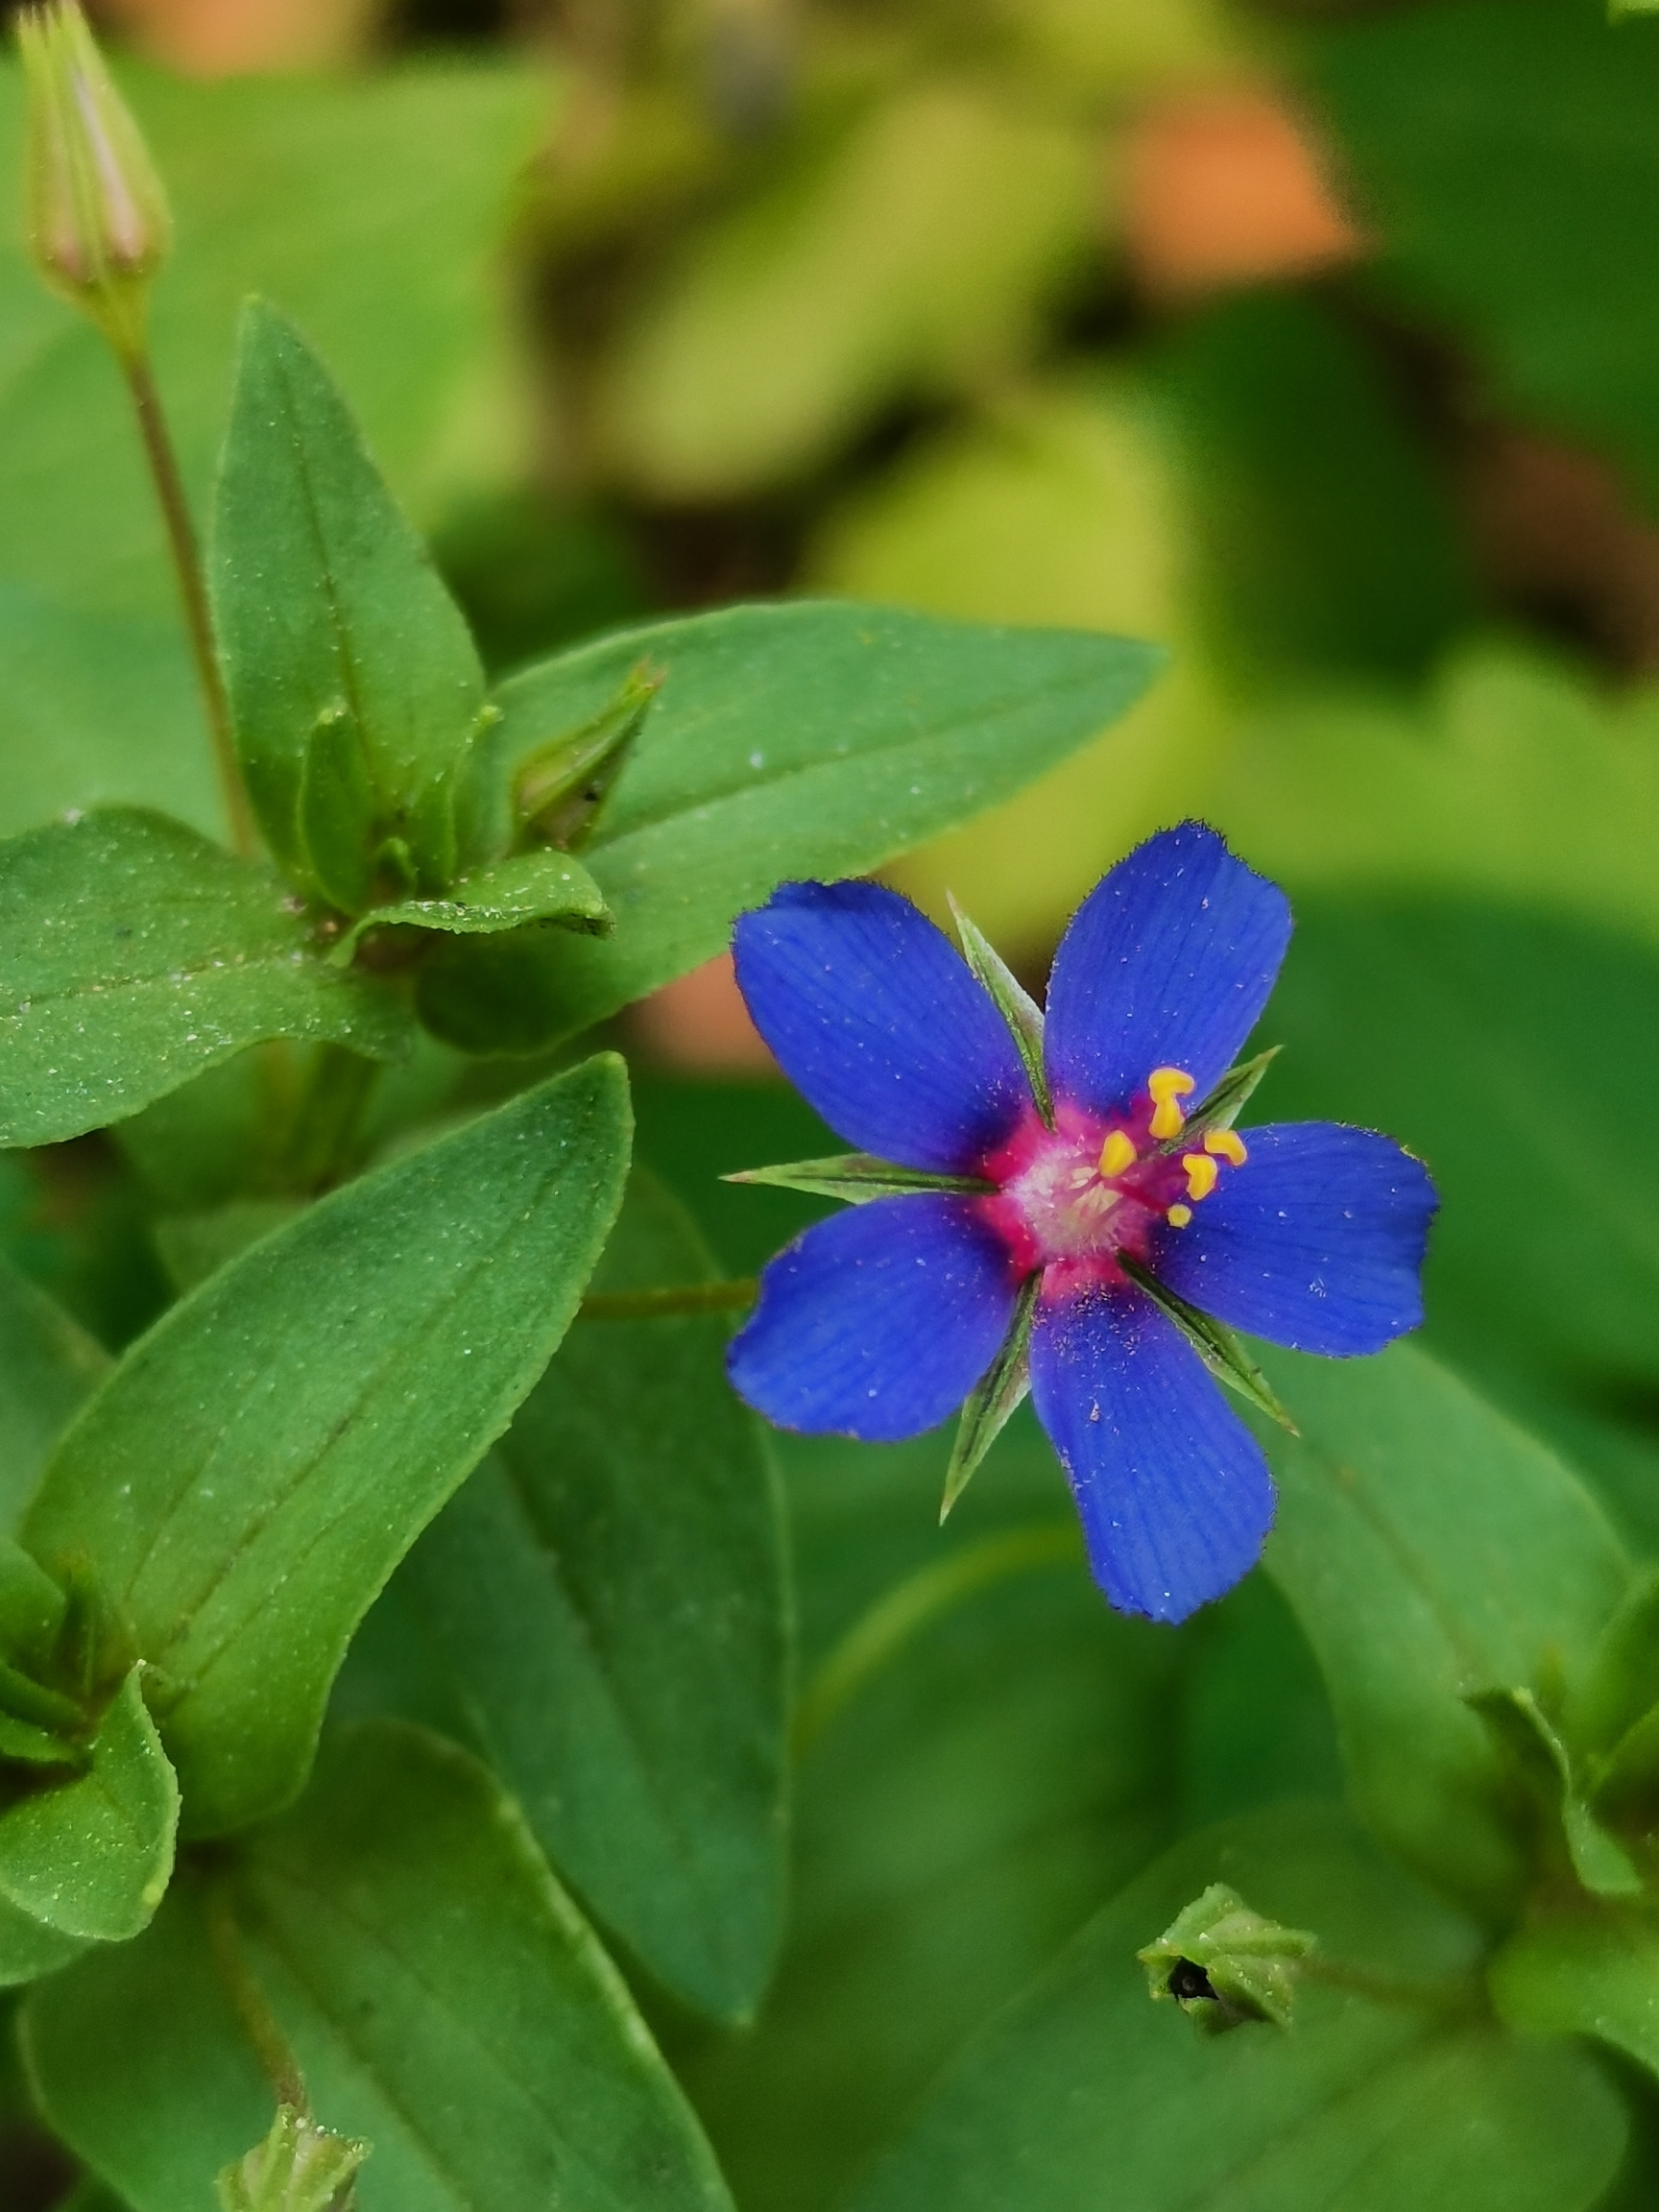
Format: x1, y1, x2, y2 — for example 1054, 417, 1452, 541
0, 810, 410, 1148
22, 1058, 632, 1837
390, 1172, 789, 2025
210, 301, 487, 887
0, 1262, 108, 1532
1259, 1341, 1632, 1916
725, 1154, 994, 1204
1466, 1687, 1642, 1900
24, 1723, 736, 2212
417, 602, 1162, 1051
1491, 1906, 1659, 2086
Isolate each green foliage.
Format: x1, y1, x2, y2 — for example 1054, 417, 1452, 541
24, 1724, 734, 2212
1308, 0, 1659, 509
0, 809, 409, 1147
1261, 1341, 1631, 1916
211, 303, 488, 894
419, 602, 1162, 1050
846, 1804, 1626, 2212
364, 1172, 788, 2025
22, 1059, 632, 1836
0, 1260, 107, 1530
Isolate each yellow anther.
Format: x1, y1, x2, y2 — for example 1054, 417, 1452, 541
1166, 1203, 1192, 1228
1204, 1128, 1248, 1167
1098, 1129, 1138, 1179
1147, 1066, 1195, 1141
1182, 1152, 1218, 1203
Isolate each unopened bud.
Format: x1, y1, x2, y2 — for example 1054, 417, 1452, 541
217, 2104, 369, 2212
513, 661, 661, 852
1139, 1883, 1315, 2032
17, 0, 172, 357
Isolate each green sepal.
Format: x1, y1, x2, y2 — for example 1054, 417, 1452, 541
941, 1274, 1038, 1524
217, 2104, 370, 2212
723, 1154, 996, 1203
325, 849, 612, 967
1138, 1882, 1315, 2032
949, 893, 1050, 1126
297, 707, 376, 915
1159, 1046, 1280, 1153
0, 1714, 81, 1768
1118, 1255, 1297, 1433
1467, 1685, 1644, 1899
510, 662, 661, 853
1568, 1565, 1659, 1760
0, 1656, 83, 1739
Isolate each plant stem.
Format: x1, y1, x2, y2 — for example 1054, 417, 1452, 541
118, 347, 257, 859
282, 1044, 382, 1194
577, 1279, 757, 1321
207, 1881, 308, 2113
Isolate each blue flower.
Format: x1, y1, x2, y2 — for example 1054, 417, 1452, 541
724, 822, 1437, 1624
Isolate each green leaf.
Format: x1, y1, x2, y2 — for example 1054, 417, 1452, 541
1119, 1256, 1295, 1433
22, 1057, 632, 1837
1491, 1904, 1659, 2081
416, 601, 1161, 1051
25, 1722, 735, 2212
0, 810, 410, 1149
212, 301, 488, 888
0, 1261, 108, 1532
846, 1802, 1626, 2212
325, 849, 610, 966
0, 1665, 177, 1946
941, 1273, 1037, 1522
1260, 1341, 1632, 1915
725, 1153, 994, 1204
1308, 0, 1659, 513
948, 893, 1049, 1123
1237, 891, 1659, 1548
296, 709, 376, 916
674, 1416, 1185, 2212
382, 1171, 788, 2024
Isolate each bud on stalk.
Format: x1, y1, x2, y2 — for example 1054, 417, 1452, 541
17, 0, 171, 359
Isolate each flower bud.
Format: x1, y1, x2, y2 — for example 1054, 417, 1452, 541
1139, 1883, 1315, 2032
217, 2103, 369, 2212
17, 0, 172, 357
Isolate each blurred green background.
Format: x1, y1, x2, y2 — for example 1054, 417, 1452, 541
8, 0, 1659, 2203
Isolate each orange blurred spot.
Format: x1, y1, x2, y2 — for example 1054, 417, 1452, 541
631, 951, 778, 1074
1125, 90, 1364, 300
99, 0, 373, 75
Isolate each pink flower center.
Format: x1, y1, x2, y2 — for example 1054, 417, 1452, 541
974, 1071, 1246, 1304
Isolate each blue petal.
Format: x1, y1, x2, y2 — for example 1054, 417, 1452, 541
1152, 1121, 1436, 1357
733, 881, 1031, 1173
1029, 1284, 1275, 1623
1044, 823, 1291, 1118
728, 1194, 1019, 1442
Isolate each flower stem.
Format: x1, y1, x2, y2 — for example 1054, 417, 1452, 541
118, 346, 256, 859
206, 1880, 308, 2113
794, 1520, 1083, 1752
577, 1279, 757, 1322
282, 1044, 382, 1194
